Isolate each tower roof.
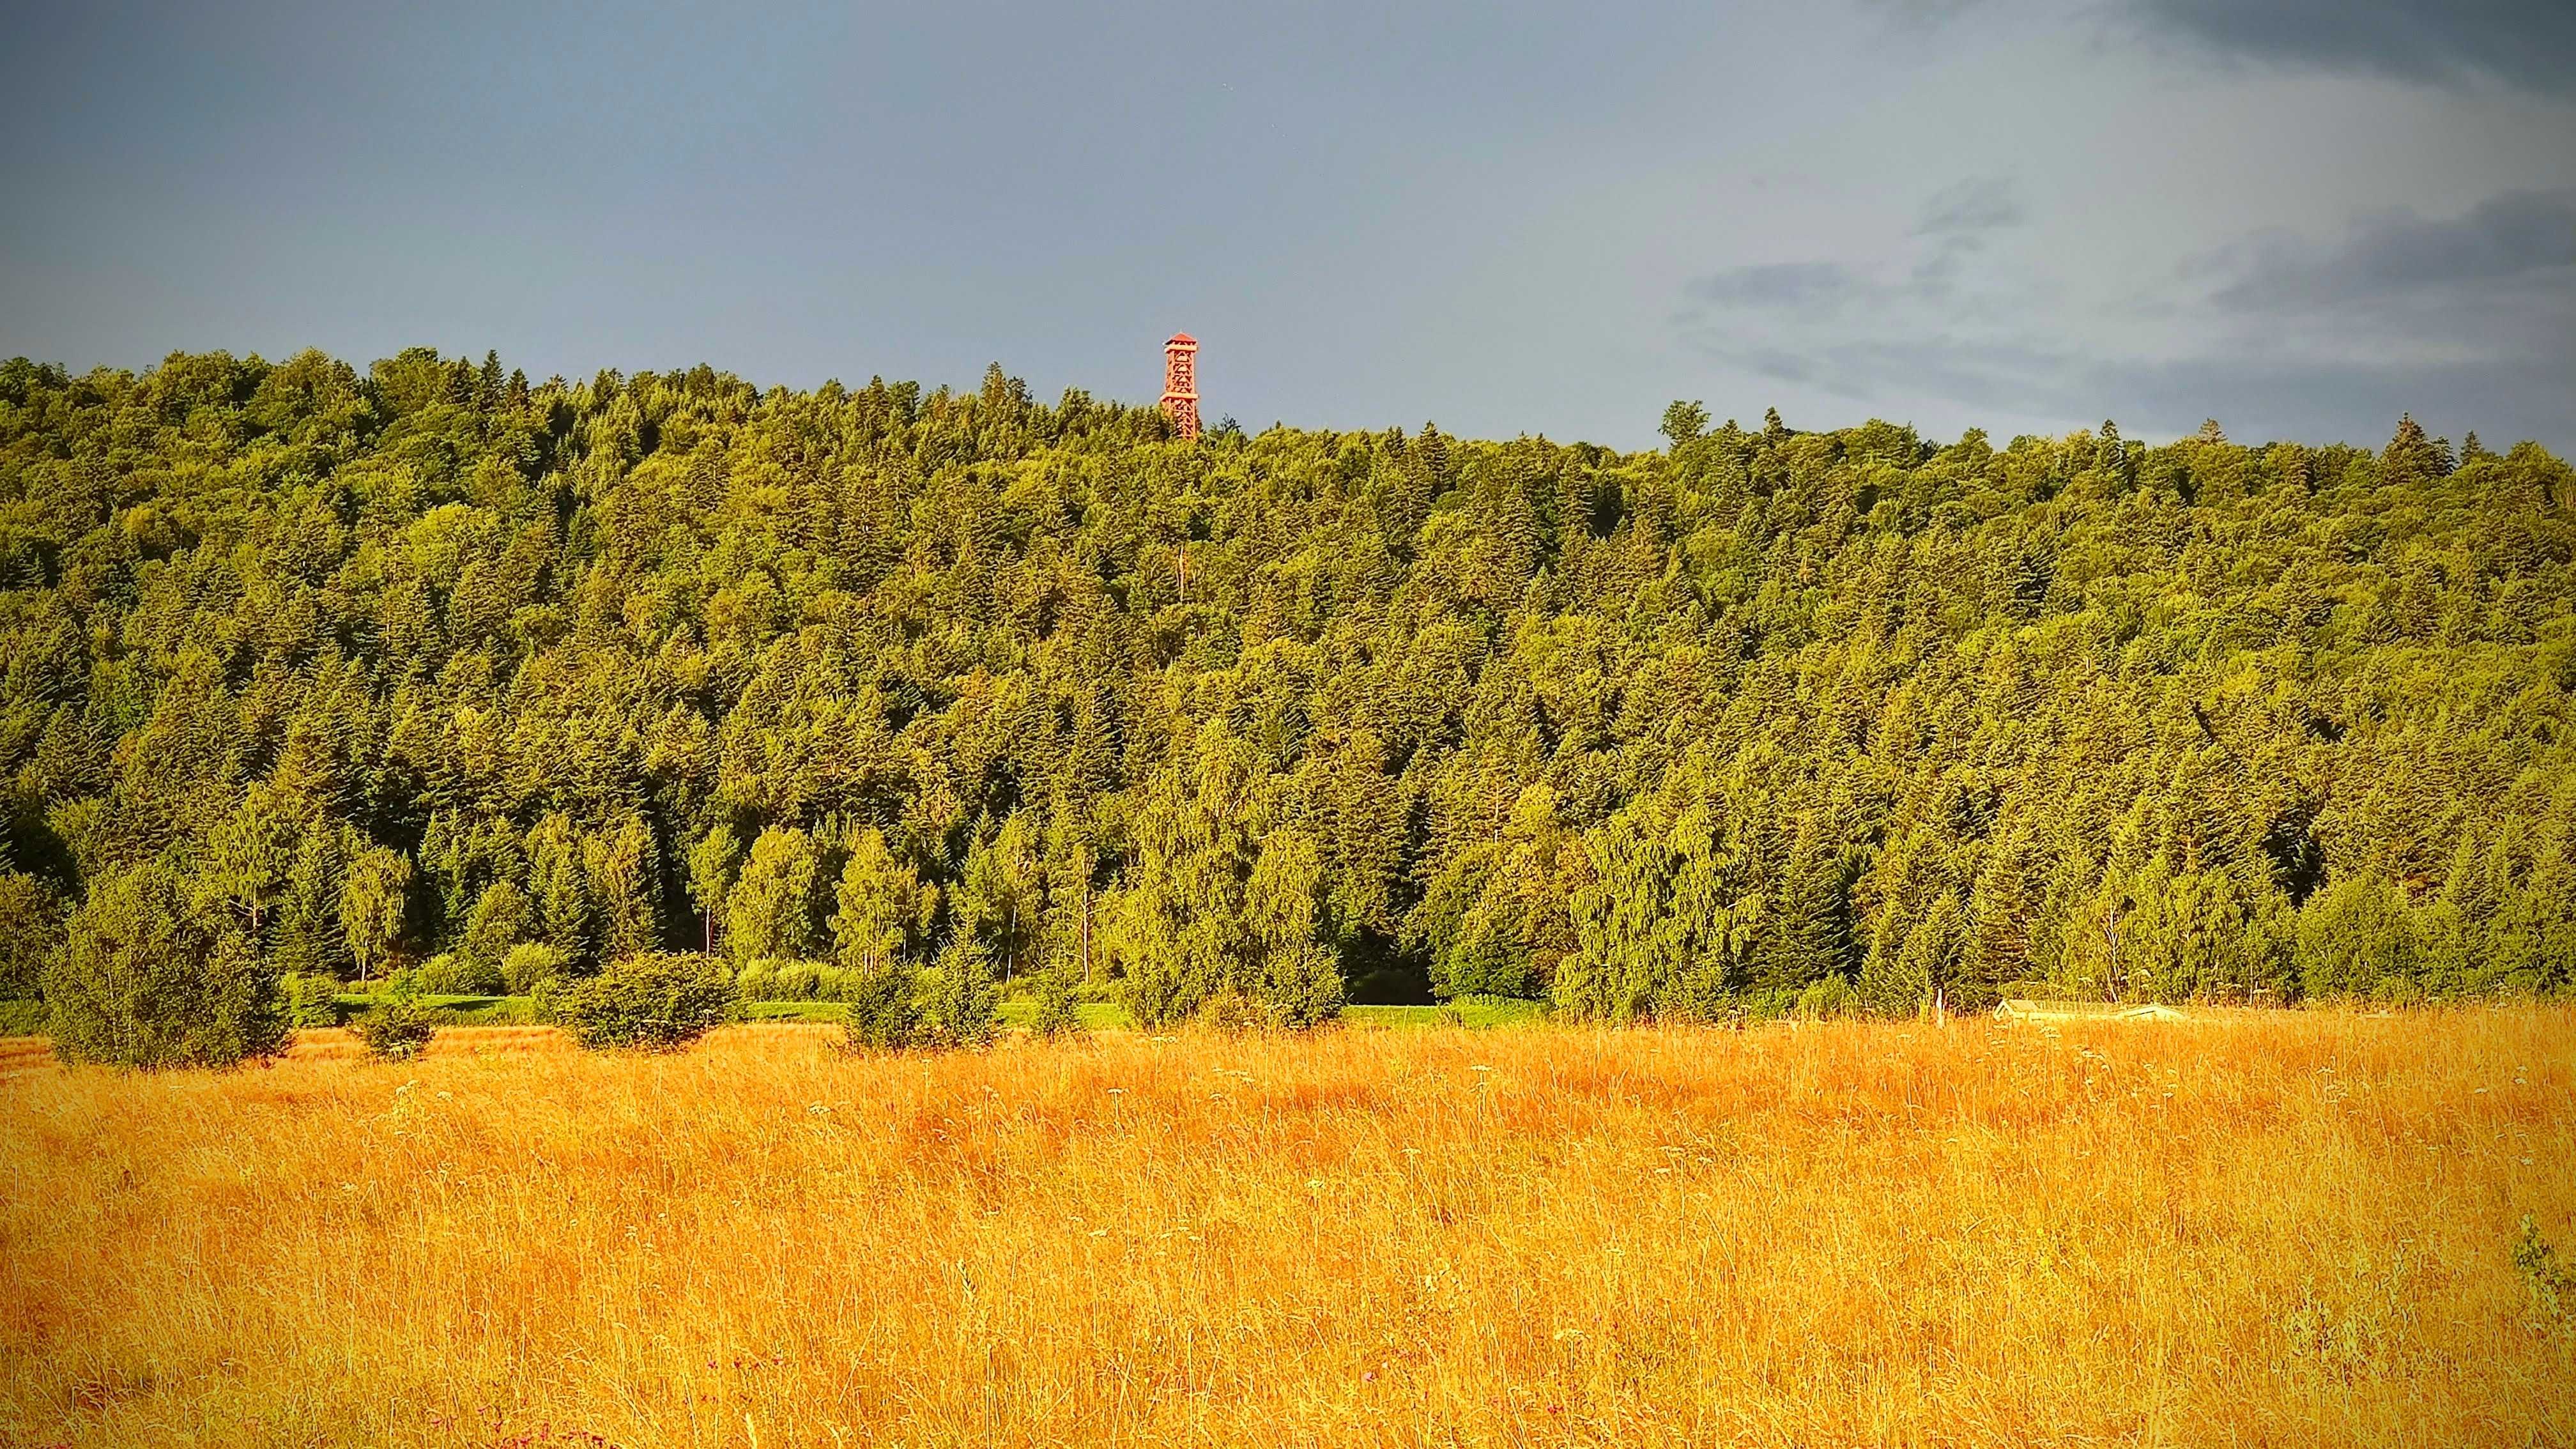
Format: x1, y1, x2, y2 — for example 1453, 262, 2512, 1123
1167, 332, 1197, 347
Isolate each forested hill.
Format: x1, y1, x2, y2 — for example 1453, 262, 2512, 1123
2, 347, 2572, 1025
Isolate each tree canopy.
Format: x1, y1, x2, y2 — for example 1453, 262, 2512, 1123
2, 348, 2570, 1025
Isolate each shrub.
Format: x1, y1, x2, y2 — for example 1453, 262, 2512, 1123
732, 960, 778, 1002
45, 864, 287, 1069
354, 973, 436, 1061
920, 939, 997, 1048
1029, 966, 1085, 1041
1262, 940, 1346, 1029
839, 961, 921, 1052
418, 952, 505, 997
1654, 963, 1742, 1025
773, 961, 824, 1001
2516, 1216, 2573, 1329
1795, 974, 1859, 1020
1199, 988, 1270, 1036
280, 972, 343, 1028
502, 942, 570, 995
555, 952, 737, 1051
0, 870, 65, 1000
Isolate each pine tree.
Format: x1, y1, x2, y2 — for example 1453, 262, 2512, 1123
958, 812, 1043, 985
196, 785, 293, 943
528, 816, 595, 967
921, 936, 998, 1048
584, 813, 661, 960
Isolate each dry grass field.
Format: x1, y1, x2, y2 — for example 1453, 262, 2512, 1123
2, 1009, 2571, 1448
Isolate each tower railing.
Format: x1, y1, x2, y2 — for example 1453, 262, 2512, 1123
1161, 334, 1200, 441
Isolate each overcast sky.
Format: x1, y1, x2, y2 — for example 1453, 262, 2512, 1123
2, 0, 2570, 452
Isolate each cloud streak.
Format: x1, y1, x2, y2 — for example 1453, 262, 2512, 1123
2130, 0, 2576, 96
1676, 186, 2576, 445
2207, 189, 2576, 309
1914, 176, 2023, 236
1686, 262, 1869, 310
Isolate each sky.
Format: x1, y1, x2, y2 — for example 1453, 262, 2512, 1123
1, 0, 2570, 453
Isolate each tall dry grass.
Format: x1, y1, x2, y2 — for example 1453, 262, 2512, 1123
2, 1008, 2570, 1447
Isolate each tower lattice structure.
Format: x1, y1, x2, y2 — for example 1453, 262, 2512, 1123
1161, 333, 1200, 441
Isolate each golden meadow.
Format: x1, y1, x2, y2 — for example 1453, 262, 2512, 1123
4, 1008, 2570, 1447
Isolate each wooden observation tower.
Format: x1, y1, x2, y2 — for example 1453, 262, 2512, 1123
1161, 333, 1200, 441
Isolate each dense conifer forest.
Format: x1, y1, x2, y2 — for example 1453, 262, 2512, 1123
1, 347, 2571, 1034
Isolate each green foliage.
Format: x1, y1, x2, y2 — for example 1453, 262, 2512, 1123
1795, 974, 1860, 1020
0, 871, 64, 999
1197, 988, 1272, 1036
462, 882, 534, 980
418, 951, 505, 997
339, 846, 412, 984
280, 972, 343, 1028
686, 824, 741, 956
831, 829, 930, 976
500, 942, 570, 995
2515, 1216, 2573, 1329
353, 972, 436, 1060
731, 960, 778, 1002
553, 952, 737, 1051
0, 349, 2570, 1025
2297, 876, 2418, 1001
770, 961, 826, 1000
45, 864, 287, 1068
839, 959, 923, 1053
728, 827, 820, 964
920, 938, 998, 1048
1660, 400, 1709, 449
1027, 965, 1085, 1040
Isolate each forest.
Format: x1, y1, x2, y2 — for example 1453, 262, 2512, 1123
1, 346, 2570, 1042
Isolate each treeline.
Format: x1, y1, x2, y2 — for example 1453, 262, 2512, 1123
1, 347, 2572, 1050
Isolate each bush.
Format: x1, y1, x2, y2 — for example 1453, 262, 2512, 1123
732, 960, 778, 1002
839, 962, 921, 1052
2515, 1216, 2573, 1329
280, 972, 343, 1028
1261, 941, 1346, 1029
1029, 966, 1085, 1041
354, 974, 436, 1061
1794, 974, 1860, 1020
44, 864, 288, 1069
555, 952, 737, 1051
418, 952, 505, 997
502, 942, 570, 995
773, 961, 824, 1000
1654, 963, 1742, 1025
921, 939, 997, 1048
0, 870, 65, 1000
1198, 988, 1271, 1036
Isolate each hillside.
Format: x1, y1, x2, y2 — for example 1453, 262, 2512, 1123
1, 348, 2572, 1023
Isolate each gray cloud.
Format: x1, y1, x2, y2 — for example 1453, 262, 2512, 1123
1703, 331, 2570, 447
1678, 183, 2576, 447
1915, 176, 2022, 236
1687, 261, 1868, 309
2207, 189, 2576, 309
2128, 0, 2576, 95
